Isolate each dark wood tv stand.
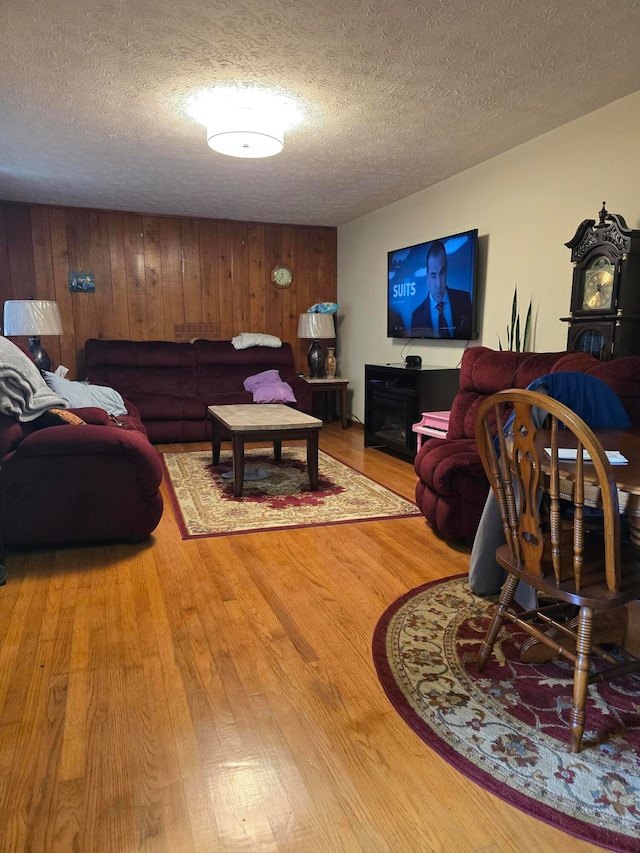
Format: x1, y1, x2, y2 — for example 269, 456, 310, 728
364, 363, 460, 458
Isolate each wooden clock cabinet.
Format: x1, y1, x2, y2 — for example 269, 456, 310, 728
561, 203, 640, 360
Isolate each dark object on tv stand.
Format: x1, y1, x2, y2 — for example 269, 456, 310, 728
405, 355, 422, 368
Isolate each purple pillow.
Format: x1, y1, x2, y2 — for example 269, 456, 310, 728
243, 370, 297, 404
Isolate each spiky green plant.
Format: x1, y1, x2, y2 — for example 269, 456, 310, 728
498, 287, 532, 352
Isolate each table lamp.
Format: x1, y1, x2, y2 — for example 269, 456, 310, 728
297, 313, 335, 378
3, 299, 63, 372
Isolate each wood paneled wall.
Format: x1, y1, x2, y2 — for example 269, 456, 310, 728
0, 201, 337, 378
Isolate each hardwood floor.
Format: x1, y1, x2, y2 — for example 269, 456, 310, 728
0, 424, 602, 852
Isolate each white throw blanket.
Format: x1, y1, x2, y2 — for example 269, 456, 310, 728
0, 336, 67, 421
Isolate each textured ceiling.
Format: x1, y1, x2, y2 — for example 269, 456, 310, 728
1, 0, 639, 226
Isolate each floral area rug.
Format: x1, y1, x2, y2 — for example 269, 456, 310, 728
372, 575, 640, 852
161, 447, 421, 538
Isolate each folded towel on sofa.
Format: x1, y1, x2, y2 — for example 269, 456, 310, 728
0, 336, 67, 421
243, 370, 297, 403
232, 332, 282, 350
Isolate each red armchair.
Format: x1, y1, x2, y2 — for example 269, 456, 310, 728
414, 346, 640, 542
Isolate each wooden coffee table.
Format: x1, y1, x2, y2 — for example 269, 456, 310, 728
208, 404, 323, 497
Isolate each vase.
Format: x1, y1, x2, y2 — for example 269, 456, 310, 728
325, 347, 336, 379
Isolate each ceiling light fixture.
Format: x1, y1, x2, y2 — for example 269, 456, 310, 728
207, 106, 283, 158
186, 87, 303, 159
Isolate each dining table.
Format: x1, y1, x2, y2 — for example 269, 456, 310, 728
534, 426, 640, 547
533, 425, 640, 656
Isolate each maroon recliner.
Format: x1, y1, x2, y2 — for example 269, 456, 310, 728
414, 346, 640, 542
0, 401, 163, 549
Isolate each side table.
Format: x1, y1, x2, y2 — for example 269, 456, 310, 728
304, 377, 349, 429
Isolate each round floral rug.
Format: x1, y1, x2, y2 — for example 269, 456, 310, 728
372, 575, 640, 852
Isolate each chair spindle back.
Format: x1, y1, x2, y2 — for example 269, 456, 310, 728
475, 390, 622, 592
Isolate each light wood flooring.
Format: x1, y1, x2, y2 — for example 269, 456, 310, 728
0, 423, 603, 852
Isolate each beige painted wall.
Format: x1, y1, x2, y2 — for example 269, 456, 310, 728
337, 91, 640, 423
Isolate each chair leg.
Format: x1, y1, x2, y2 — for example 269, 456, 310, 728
476, 574, 519, 672
569, 606, 593, 753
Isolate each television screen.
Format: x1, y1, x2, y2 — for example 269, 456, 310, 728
387, 228, 479, 340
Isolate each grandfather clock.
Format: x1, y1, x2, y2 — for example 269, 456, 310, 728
561, 203, 640, 360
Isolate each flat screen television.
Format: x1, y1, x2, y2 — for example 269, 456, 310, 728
387, 228, 479, 340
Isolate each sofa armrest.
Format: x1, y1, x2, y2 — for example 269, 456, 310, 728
414, 437, 491, 541
67, 407, 111, 425
414, 437, 486, 493
286, 376, 314, 415
71, 401, 147, 434
12, 423, 161, 475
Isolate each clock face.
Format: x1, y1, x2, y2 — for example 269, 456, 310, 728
271, 265, 293, 289
581, 256, 614, 311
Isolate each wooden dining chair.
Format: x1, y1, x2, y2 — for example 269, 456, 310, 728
474, 388, 640, 753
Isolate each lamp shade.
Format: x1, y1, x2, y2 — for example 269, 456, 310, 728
4, 300, 63, 336
297, 313, 335, 340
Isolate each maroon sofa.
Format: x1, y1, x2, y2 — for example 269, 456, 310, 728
84, 338, 314, 443
0, 401, 163, 553
414, 346, 640, 542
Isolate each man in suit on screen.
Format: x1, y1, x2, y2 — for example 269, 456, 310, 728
410, 240, 472, 338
